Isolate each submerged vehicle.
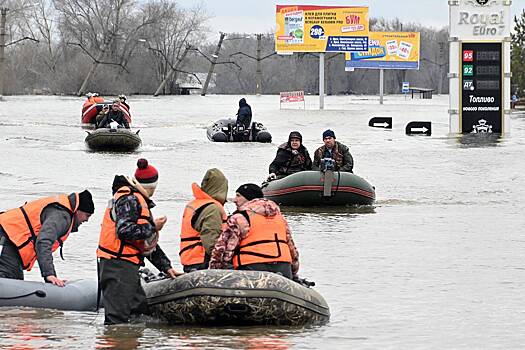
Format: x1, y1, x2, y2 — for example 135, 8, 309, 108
85, 128, 141, 152
207, 118, 272, 143
143, 269, 329, 326
262, 170, 375, 206
0, 278, 99, 311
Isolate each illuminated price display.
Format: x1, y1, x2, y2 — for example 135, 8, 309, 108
460, 42, 503, 133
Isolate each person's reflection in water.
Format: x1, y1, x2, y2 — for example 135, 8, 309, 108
96, 325, 143, 349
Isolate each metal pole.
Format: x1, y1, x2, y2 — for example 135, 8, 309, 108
154, 45, 192, 96
438, 65, 443, 95
256, 34, 262, 95
0, 8, 8, 100
379, 69, 384, 104
201, 32, 226, 96
78, 34, 113, 96
319, 52, 325, 110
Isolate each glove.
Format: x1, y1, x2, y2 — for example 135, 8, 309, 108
267, 173, 277, 181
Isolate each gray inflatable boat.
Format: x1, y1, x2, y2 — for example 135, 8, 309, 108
0, 277, 99, 311
143, 269, 330, 326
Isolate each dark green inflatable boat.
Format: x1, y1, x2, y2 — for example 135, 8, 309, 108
143, 269, 329, 326
85, 128, 141, 152
262, 170, 375, 206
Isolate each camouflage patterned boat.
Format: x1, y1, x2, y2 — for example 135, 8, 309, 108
85, 128, 141, 152
143, 269, 329, 326
262, 170, 375, 206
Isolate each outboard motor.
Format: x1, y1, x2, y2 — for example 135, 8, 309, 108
232, 123, 250, 142
321, 158, 335, 197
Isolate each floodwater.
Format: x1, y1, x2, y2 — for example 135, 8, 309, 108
0, 94, 524, 349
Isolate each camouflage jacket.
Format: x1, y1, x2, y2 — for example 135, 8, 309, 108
312, 141, 354, 172
209, 198, 299, 277
269, 143, 312, 176
114, 193, 172, 272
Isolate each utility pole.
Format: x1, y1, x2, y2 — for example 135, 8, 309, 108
201, 32, 226, 96
77, 34, 113, 96
0, 8, 8, 100
154, 45, 192, 96
255, 34, 262, 95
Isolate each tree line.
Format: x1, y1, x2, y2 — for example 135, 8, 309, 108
12, 0, 523, 96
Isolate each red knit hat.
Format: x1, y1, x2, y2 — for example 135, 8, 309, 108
134, 159, 158, 189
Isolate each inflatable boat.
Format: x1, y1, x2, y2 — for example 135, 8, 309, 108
85, 128, 141, 152
0, 278, 99, 311
207, 118, 272, 143
262, 170, 375, 206
143, 269, 329, 326
81, 96, 132, 125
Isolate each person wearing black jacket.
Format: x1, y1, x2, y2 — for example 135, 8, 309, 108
268, 131, 312, 180
236, 98, 252, 129
97, 100, 130, 129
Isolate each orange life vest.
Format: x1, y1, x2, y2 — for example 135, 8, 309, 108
0, 194, 78, 271
96, 186, 154, 265
233, 210, 292, 268
179, 183, 227, 266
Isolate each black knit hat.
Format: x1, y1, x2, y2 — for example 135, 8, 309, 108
77, 190, 95, 214
288, 131, 302, 142
322, 129, 336, 139
236, 183, 264, 201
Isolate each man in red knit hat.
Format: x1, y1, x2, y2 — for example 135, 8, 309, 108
97, 158, 182, 325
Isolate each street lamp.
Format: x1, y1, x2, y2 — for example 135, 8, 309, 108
200, 32, 250, 96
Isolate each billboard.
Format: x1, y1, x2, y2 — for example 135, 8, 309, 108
344, 32, 420, 70
275, 5, 369, 53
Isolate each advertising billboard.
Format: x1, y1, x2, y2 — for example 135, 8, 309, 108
275, 5, 369, 53
344, 32, 420, 69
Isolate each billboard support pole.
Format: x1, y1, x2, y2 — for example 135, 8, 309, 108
319, 53, 325, 110
379, 69, 384, 105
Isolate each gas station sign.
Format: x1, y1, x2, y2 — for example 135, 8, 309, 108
449, 0, 511, 134
460, 42, 503, 132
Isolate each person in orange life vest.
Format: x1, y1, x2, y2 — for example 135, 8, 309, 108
0, 190, 94, 286
209, 184, 300, 280
97, 159, 183, 325
180, 168, 228, 273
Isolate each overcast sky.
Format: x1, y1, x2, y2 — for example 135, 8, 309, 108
178, 0, 525, 41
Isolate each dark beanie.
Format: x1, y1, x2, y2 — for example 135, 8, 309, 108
236, 183, 264, 201
288, 131, 302, 142
77, 190, 95, 214
322, 129, 336, 139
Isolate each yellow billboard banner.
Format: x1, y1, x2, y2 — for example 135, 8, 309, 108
345, 32, 420, 69
275, 5, 369, 53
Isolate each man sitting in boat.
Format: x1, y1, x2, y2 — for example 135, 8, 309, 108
312, 129, 354, 173
96, 100, 130, 129
180, 168, 228, 273
0, 190, 94, 286
209, 183, 299, 280
268, 131, 312, 181
97, 159, 182, 325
